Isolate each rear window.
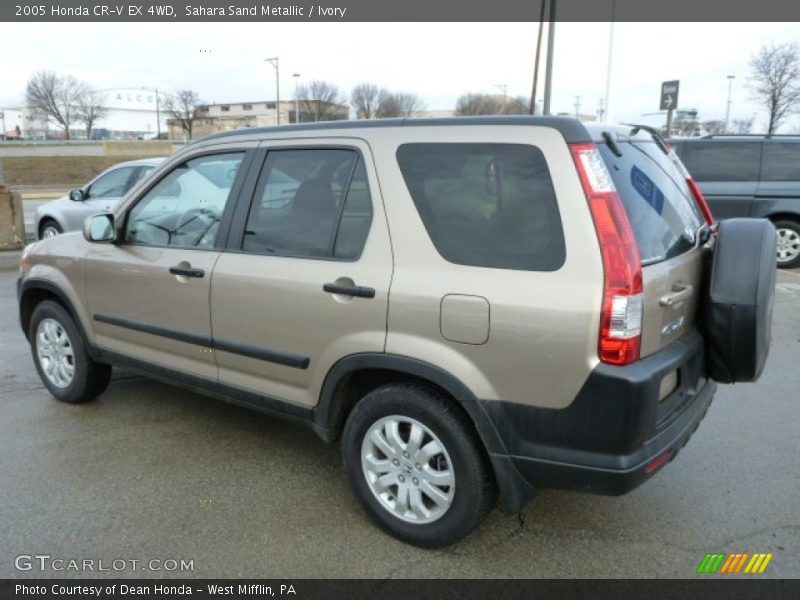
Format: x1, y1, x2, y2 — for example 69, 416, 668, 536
598, 141, 703, 264
396, 143, 565, 271
761, 142, 800, 181
677, 141, 761, 182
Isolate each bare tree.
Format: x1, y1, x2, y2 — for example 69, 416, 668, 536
163, 89, 202, 139
749, 42, 800, 135
351, 83, 393, 119
455, 93, 528, 116
671, 118, 701, 137
702, 120, 726, 136
379, 92, 427, 118
455, 93, 501, 116
25, 71, 86, 139
297, 80, 346, 122
732, 117, 755, 134
76, 90, 109, 140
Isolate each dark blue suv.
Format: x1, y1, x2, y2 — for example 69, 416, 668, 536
670, 135, 800, 268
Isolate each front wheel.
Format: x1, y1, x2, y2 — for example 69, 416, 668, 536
342, 383, 497, 547
774, 220, 800, 269
29, 300, 111, 403
39, 219, 63, 239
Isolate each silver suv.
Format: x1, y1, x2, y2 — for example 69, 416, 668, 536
17, 117, 776, 547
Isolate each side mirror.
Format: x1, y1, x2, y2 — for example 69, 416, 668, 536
69, 189, 85, 202
83, 213, 116, 243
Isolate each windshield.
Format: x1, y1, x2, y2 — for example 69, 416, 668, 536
598, 140, 703, 264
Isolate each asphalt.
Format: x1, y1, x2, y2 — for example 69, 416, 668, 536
0, 268, 798, 579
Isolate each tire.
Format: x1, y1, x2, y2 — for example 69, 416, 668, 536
705, 218, 777, 383
39, 219, 63, 240
773, 219, 800, 269
342, 383, 497, 548
29, 300, 111, 403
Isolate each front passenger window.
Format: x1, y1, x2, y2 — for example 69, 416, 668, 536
125, 152, 244, 248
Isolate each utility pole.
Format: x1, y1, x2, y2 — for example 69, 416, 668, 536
265, 57, 280, 125
155, 88, 161, 139
542, 0, 556, 115
603, 0, 616, 122
529, 0, 547, 115
574, 96, 581, 119
293, 73, 301, 123
724, 75, 735, 133
495, 84, 508, 112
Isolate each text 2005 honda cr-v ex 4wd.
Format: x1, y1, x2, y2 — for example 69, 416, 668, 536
18, 117, 777, 547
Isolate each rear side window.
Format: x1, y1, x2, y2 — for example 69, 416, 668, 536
761, 142, 800, 181
678, 141, 761, 182
598, 141, 703, 263
396, 143, 565, 271
243, 149, 373, 259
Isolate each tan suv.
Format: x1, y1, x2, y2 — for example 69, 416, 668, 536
17, 117, 776, 547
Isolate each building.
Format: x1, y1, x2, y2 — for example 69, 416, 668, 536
4, 87, 169, 140
170, 100, 350, 140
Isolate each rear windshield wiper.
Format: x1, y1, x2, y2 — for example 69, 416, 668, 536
601, 131, 623, 157
624, 123, 670, 155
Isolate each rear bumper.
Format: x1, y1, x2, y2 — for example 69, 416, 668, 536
483, 329, 716, 498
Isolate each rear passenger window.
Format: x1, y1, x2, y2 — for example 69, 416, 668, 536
396, 143, 565, 271
678, 142, 761, 182
243, 149, 373, 259
761, 143, 800, 181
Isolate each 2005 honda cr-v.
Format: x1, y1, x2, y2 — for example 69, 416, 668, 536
18, 117, 776, 547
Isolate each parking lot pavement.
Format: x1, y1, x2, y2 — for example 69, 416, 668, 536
1, 268, 798, 579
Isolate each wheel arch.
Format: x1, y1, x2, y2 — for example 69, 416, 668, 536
314, 353, 534, 512
18, 279, 89, 346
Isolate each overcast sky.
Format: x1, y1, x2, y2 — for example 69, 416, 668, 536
4, 21, 800, 131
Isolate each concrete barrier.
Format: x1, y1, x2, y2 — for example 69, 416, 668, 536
103, 141, 175, 157
0, 187, 25, 250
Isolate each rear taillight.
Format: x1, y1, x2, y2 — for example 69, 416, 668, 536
669, 151, 715, 225
686, 178, 715, 225
570, 143, 643, 366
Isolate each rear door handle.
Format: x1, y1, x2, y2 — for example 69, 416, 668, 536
169, 266, 205, 278
660, 283, 693, 306
323, 283, 375, 298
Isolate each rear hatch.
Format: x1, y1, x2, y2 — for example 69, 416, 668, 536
594, 128, 707, 357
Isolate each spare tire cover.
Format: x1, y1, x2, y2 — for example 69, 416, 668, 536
705, 218, 777, 383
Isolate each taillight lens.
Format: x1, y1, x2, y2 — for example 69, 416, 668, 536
686, 178, 715, 225
570, 143, 643, 366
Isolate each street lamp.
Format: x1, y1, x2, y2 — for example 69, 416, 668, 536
265, 57, 280, 125
141, 87, 161, 139
293, 73, 301, 123
724, 75, 735, 133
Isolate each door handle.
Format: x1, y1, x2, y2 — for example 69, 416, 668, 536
323, 282, 375, 298
169, 265, 205, 278
659, 283, 693, 307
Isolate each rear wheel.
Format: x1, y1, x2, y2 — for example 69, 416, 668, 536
29, 300, 111, 403
774, 220, 800, 269
39, 219, 62, 239
342, 383, 497, 547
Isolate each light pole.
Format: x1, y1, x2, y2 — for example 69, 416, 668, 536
139, 87, 161, 139
542, 0, 556, 115
293, 73, 301, 123
265, 57, 280, 125
724, 75, 735, 133
603, 1, 616, 122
